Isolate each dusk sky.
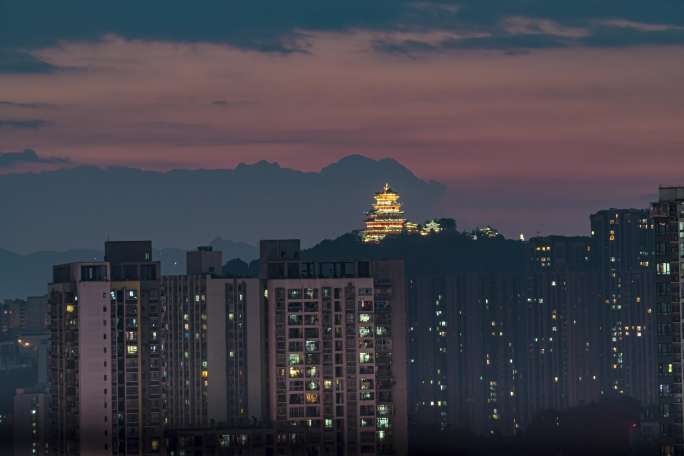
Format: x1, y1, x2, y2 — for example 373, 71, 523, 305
1, 1, 683, 239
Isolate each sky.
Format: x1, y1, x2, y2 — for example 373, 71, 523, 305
1, 1, 683, 239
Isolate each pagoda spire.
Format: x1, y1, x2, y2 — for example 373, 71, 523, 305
361, 182, 411, 243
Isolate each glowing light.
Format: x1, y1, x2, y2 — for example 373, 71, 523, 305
361, 183, 416, 243
420, 219, 443, 236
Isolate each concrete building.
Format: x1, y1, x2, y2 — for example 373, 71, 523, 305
14, 387, 49, 456
524, 236, 602, 416
105, 241, 164, 455
590, 209, 656, 405
48, 241, 163, 456
260, 240, 408, 455
651, 187, 684, 456
406, 235, 603, 447
1, 295, 47, 336
162, 247, 265, 428
165, 425, 278, 456
49, 261, 112, 455
408, 272, 526, 441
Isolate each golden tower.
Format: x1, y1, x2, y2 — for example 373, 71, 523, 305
362, 183, 410, 243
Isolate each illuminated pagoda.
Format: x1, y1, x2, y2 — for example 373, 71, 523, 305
362, 183, 415, 243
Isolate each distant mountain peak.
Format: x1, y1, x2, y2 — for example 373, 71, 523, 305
321, 154, 409, 175
0, 153, 445, 253
235, 159, 281, 170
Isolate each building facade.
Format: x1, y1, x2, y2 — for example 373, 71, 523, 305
651, 187, 684, 456
1, 295, 48, 336
48, 241, 163, 456
260, 240, 408, 455
525, 236, 602, 416
14, 387, 49, 456
406, 235, 603, 448
590, 209, 657, 405
49, 261, 112, 455
162, 247, 265, 429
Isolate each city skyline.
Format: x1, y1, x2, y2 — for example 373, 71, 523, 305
1, 1, 683, 455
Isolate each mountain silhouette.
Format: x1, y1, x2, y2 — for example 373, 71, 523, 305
0, 154, 445, 253
0, 154, 444, 298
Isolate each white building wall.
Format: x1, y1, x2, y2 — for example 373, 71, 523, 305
77, 282, 112, 456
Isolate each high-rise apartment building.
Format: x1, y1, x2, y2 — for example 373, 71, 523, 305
48, 241, 163, 456
260, 240, 408, 455
1, 295, 48, 335
407, 272, 525, 442
590, 209, 656, 405
162, 247, 265, 428
105, 241, 164, 456
14, 387, 49, 456
49, 260, 112, 455
651, 187, 684, 456
525, 236, 601, 416
406, 236, 603, 447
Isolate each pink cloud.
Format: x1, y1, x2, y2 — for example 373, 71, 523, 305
0, 34, 682, 235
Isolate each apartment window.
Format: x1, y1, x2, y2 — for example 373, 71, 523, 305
289, 407, 305, 418
360, 418, 375, 427
305, 340, 319, 352
657, 262, 671, 275
360, 405, 375, 416
304, 288, 318, 299
359, 352, 373, 364
289, 367, 303, 378
306, 366, 318, 377
304, 328, 319, 338
304, 302, 318, 312
289, 353, 303, 366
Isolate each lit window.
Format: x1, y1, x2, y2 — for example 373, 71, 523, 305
289, 367, 302, 378
289, 353, 302, 365
66, 304, 75, 313
657, 263, 671, 275
127, 345, 138, 355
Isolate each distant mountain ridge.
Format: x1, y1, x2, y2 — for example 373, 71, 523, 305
0, 154, 445, 253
